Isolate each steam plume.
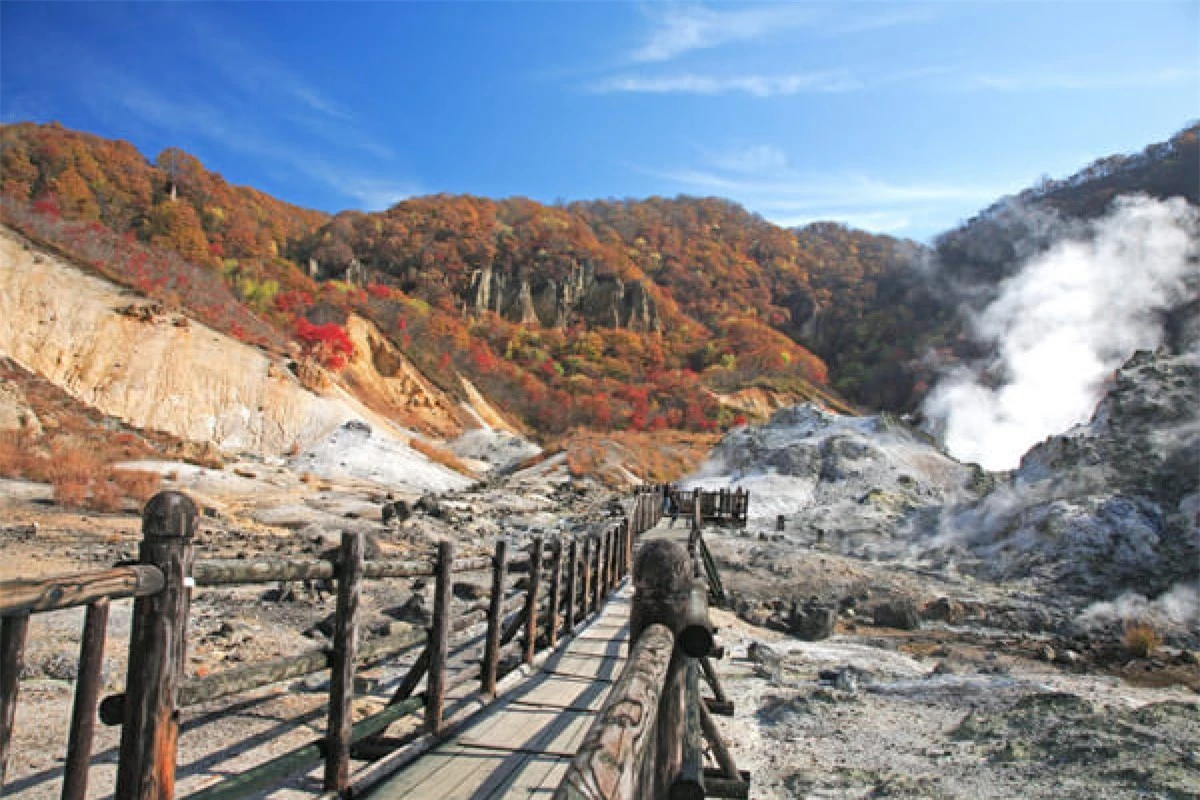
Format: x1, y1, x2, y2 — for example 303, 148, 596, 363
924, 195, 1198, 470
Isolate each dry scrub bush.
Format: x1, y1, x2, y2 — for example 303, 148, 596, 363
1123, 622, 1161, 658
111, 469, 162, 503
4, 435, 164, 512
89, 479, 125, 513
566, 443, 604, 478
0, 432, 36, 478
409, 437, 475, 477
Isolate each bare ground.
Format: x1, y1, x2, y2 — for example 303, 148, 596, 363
3, 471, 1198, 800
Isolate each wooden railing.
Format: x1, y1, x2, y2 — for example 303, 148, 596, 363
0, 486, 666, 800
672, 488, 748, 528
557, 494, 749, 800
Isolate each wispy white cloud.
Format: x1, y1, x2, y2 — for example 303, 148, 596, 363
653, 166, 1007, 207
960, 67, 1196, 92
707, 144, 790, 173
629, 4, 936, 63
639, 148, 1022, 238
589, 70, 861, 96
183, 11, 353, 123
831, 6, 939, 34
85, 68, 418, 210
589, 62, 1196, 98
777, 210, 915, 234
631, 5, 814, 63
46, 6, 415, 211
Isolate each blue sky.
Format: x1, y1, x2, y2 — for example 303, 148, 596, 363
2, 1, 1196, 240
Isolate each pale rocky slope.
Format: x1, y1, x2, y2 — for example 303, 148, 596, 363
686, 342, 1199, 628
0, 227, 352, 454
0, 226, 484, 493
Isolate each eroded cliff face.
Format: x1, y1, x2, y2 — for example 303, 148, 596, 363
0, 227, 358, 455
468, 260, 661, 331
340, 315, 470, 439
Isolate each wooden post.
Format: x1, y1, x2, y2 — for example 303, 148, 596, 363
563, 539, 578, 634
324, 531, 364, 791
679, 584, 714, 658
624, 518, 633, 578
524, 537, 543, 664
579, 537, 591, 624
655, 653, 688, 800
390, 647, 430, 705
700, 702, 740, 780
609, 527, 619, 588
0, 613, 30, 789
547, 540, 563, 649
116, 491, 197, 800
481, 539, 508, 696
62, 598, 110, 800
671, 659, 705, 800
591, 534, 604, 612
700, 656, 728, 704
426, 540, 454, 736
599, 530, 610, 598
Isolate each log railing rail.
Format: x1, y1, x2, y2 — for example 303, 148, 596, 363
557, 488, 750, 800
670, 488, 748, 528
0, 485, 668, 800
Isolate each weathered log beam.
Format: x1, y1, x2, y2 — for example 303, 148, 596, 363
192, 559, 334, 586
702, 769, 751, 799
426, 540, 454, 736
116, 491, 197, 800
524, 537, 543, 665
0, 565, 164, 616
185, 694, 425, 800
700, 702, 740, 781
100, 627, 427, 724
704, 698, 735, 717
324, 531, 364, 792
449, 556, 492, 574
481, 540, 507, 697
700, 656, 729, 704
191, 555, 472, 587
547, 540, 564, 649
670, 660, 704, 800
0, 613, 29, 788
62, 599, 109, 800
679, 584, 714, 659
564, 538, 579, 634
554, 623, 675, 800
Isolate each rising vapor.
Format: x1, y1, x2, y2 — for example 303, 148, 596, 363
923, 195, 1198, 470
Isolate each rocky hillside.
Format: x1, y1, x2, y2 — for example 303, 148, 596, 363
5, 121, 1197, 437
0, 225, 476, 492
687, 330, 1198, 617
934, 344, 1199, 602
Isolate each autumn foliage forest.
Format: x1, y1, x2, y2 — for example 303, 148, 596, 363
3, 121, 1196, 440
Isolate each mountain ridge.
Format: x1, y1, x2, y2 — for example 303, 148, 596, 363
2, 120, 1196, 446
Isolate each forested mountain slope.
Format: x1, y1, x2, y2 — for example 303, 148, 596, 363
2, 121, 1195, 439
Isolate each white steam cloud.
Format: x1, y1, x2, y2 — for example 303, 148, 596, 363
924, 195, 1198, 470
1076, 582, 1200, 633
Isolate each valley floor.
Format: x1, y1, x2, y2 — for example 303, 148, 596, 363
1, 466, 1197, 800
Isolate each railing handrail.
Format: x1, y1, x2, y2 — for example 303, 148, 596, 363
0, 564, 165, 617
0, 484, 668, 800
557, 487, 747, 800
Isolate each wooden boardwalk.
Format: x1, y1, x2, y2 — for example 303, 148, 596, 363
368, 586, 632, 799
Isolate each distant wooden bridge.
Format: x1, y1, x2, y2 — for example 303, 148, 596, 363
0, 485, 749, 799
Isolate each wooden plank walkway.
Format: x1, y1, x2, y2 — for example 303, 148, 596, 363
368, 587, 632, 799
